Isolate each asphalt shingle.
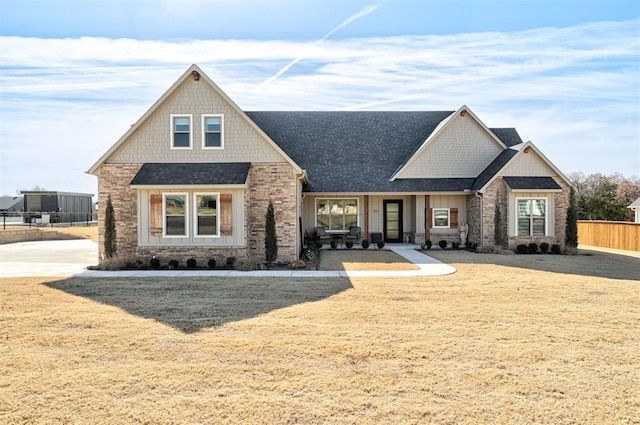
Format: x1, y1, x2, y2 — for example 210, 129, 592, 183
130, 163, 251, 186
246, 111, 465, 192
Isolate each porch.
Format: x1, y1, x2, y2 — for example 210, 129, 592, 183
302, 193, 475, 246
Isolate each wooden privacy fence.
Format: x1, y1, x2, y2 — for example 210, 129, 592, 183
578, 220, 640, 251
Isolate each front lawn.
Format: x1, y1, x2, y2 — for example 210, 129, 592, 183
1, 250, 638, 424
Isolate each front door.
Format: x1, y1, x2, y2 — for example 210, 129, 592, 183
383, 200, 403, 243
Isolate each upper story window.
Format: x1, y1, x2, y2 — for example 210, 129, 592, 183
203, 115, 224, 149
171, 115, 192, 149
517, 198, 546, 236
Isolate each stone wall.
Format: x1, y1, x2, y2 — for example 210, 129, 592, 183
247, 163, 299, 263
0, 228, 84, 245
466, 194, 481, 246
481, 178, 509, 247
97, 164, 142, 261
97, 162, 300, 265
506, 177, 570, 249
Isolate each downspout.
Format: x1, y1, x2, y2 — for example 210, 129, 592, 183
475, 191, 483, 245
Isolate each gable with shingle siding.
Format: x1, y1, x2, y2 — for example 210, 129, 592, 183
106, 77, 288, 165
395, 113, 505, 179
501, 147, 558, 177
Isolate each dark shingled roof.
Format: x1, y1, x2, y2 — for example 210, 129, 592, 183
130, 163, 251, 186
503, 176, 562, 190
490, 128, 523, 147
472, 148, 519, 191
246, 111, 465, 192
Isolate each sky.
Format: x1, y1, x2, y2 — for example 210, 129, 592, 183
0, 0, 639, 196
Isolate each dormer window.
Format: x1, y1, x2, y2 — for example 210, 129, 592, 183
171, 114, 192, 149
203, 115, 223, 149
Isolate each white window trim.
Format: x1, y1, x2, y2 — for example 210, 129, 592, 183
432, 208, 450, 229
170, 114, 193, 150
315, 198, 359, 231
515, 197, 548, 236
193, 192, 221, 238
202, 114, 224, 149
162, 193, 189, 238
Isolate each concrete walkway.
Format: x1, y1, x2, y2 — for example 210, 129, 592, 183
79, 244, 456, 278
0, 239, 98, 277
0, 239, 455, 278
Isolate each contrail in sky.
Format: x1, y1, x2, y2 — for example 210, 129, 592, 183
257, 4, 378, 89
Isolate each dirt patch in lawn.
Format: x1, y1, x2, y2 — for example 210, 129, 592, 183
319, 249, 419, 271
2, 251, 639, 424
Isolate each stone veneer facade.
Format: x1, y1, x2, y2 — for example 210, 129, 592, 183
478, 177, 570, 249
97, 162, 300, 266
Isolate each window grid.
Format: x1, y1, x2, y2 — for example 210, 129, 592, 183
316, 199, 358, 231
171, 115, 192, 149
202, 115, 224, 149
517, 198, 546, 236
194, 193, 220, 237
163, 193, 188, 237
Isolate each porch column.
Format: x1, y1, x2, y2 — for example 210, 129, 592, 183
364, 195, 369, 239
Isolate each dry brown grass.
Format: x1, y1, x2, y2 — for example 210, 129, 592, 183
0, 224, 99, 243
40, 225, 99, 243
319, 249, 419, 271
1, 250, 639, 424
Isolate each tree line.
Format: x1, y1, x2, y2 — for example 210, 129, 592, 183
569, 172, 640, 222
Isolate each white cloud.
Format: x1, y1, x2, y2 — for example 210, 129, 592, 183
0, 18, 638, 194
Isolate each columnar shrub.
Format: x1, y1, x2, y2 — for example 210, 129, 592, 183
494, 200, 504, 247
104, 195, 117, 258
265, 201, 278, 264
565, 187, 578, 248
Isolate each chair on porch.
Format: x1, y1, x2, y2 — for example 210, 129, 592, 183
314, 227, 332, 244
346, 226, 361, 243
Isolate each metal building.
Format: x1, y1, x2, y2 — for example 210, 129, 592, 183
21, 191, 94, 223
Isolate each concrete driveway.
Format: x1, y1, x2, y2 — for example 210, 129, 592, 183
0, 239, 98, 277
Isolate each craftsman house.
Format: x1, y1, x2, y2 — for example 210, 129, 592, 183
89, 64, 572, 264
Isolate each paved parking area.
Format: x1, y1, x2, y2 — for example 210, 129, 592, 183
0, 239, 98, 277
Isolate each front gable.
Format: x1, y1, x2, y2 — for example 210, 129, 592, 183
501, 144, 562, 178
393, 107, 506, 180
88, 65, 301, 174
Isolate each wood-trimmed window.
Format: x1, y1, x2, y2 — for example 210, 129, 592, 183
430, 208, 459, 229
316, 199, 358, 231
171, 114, 192, 149
517, 198, 546, 236
150, 192, 233, 238
202, 115, 224, 149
